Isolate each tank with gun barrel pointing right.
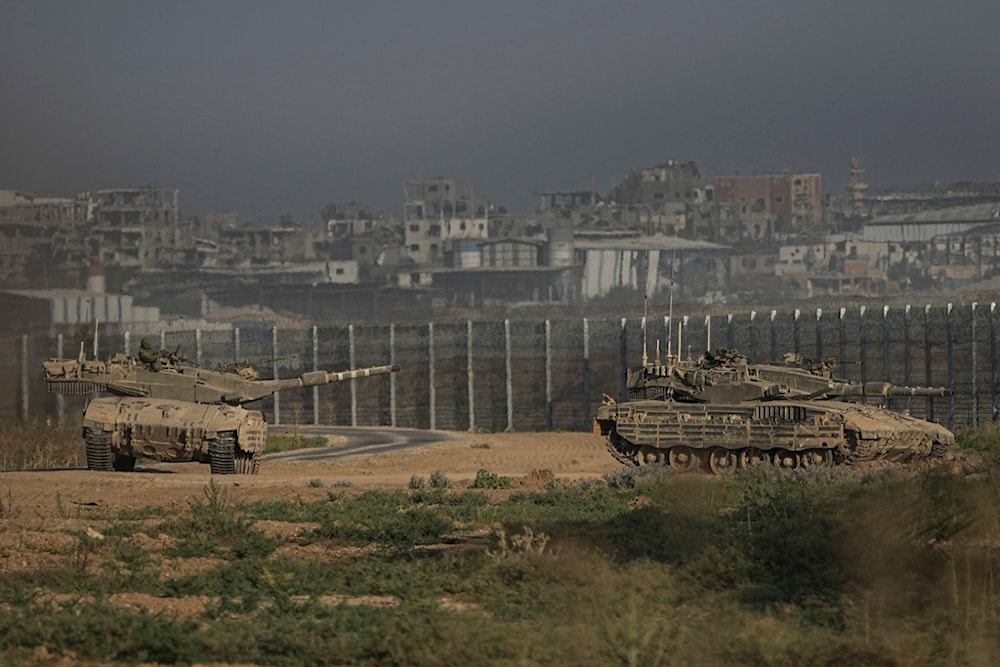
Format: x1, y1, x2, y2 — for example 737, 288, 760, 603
43, 343, 399, 474
594, 348, 956, 473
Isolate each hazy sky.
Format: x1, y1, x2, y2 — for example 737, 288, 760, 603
2, 1, 998, 222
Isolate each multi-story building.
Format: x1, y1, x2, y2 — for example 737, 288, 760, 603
0, 189, 94, 286
713, 171, 822, 232
92, 187, 186, 269
402, 178, 489, 266
616, 160, 705, 207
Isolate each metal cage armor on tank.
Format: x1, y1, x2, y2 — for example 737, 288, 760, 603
594, 348, 955, 474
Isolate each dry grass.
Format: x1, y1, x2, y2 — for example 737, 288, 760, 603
0, 418, 82, 471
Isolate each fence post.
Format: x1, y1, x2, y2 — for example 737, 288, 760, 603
769, 310, 777, 361
56, 333, 65, 425
859, 306, 868, 388
749, 311, 757, 360
582, 318, 591, 430
682, 315, 690, 361
924, 305, 934, 421
390, 323, 397, 428
504, 319, 512, 432
838, 307, 846, 376
664, 313, 672, 359
195, 329, 202, 367
705, 314, 711, 353
972, 302, 979, 430
882, 306, 890, 381
815, 309, 823, 359
545, 320, 553, 430
233, 327, 241, 364
619, 318, 628, 401
21, 335, 28, 422
467, 320, 475, 432
904, 304, 912, 413
349, 324, 357, 427
312, 325, 319, 425
947, 303, 955, 430
882, 306, 891, 409
428, 322, 436, 431
727, 313, 734, 350
992, 303, 998, 422
793, 309, 801, 354
272, 326, 280, 426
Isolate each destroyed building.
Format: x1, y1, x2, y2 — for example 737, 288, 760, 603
402, 178, 490, 268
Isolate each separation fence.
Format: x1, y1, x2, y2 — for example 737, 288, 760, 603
3, 301, 997, 433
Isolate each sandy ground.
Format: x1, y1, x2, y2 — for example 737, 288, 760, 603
0, 431, 619, 522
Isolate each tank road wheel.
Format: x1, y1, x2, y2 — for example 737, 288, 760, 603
639, 446, 665, 466
772, 450, 798, 470
84, 428, 113, 472
209, 433, 237, 475
799, 450, 832, 468
233, 450, 261, 475
112, 453, 136, 472
708, 448, 736, 474
668, 446, 700, 473
739, 448, 770, 468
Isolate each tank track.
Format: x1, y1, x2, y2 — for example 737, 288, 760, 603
234, 449, 261, 475
605, 433, 640, 467
209, 431, 260, 475
208, 432, 237, 475
603, 430, 837, 474
84, 427, 113, 471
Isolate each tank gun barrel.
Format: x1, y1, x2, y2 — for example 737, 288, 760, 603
826, 381, 953, 398
274, 364, 399, 392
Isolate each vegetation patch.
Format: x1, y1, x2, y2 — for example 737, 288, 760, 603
0, 418, 81, 471
469, 468, 512, 489
2, 464, 1000, 664
265, 433, 331, 454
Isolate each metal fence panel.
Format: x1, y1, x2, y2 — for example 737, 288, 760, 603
11, 303, 990, 433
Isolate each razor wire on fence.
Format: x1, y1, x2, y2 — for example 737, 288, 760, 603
6, 301, 998, 433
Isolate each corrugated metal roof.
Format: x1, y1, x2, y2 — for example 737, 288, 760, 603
573, 234, 728, 251
1, 288, 111, 299
869, 203, 1000, 225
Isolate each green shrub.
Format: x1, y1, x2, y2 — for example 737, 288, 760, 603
429, 470, 452, 489
955, 425, 1000, 464
158, 482, 276, 559
469, 469, 511, 489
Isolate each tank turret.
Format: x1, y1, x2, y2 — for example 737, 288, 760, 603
622, 350, 953, 404
595, 348, 956, 473
43, 348, 399, 475
43, 352, 398, 405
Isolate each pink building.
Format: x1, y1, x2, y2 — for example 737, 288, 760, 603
713, 172, 822, 230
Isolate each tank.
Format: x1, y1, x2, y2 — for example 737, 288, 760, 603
43, 349, 399, 474
594, 349, 956, 473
